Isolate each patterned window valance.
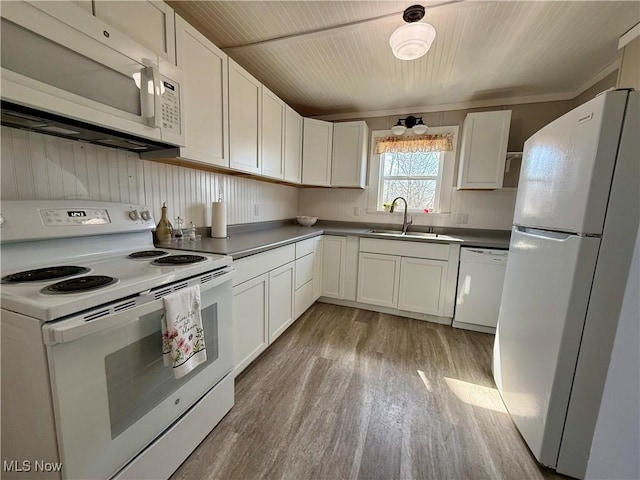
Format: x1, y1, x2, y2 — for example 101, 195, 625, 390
375, 133, 454, 154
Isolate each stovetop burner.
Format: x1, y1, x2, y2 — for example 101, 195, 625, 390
151, 254, 207, 266
2, 266, 90, 283
42, 275, 118, 294
127, 250, 169, 259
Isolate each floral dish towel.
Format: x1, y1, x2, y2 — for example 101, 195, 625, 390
161, 284, 207, 379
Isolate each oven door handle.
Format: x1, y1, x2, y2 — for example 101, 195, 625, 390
43, 299, 164, 346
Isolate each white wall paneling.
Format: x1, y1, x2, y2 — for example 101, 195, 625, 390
1, 127, 298, 228
298, 186, 518, 231
1, 127, 144, 205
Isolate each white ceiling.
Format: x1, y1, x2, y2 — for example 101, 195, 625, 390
168, 1, 640, 117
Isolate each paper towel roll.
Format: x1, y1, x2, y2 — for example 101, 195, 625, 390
211, 201, 227, 238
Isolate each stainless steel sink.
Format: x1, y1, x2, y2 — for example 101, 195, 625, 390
367, 229, 461, 242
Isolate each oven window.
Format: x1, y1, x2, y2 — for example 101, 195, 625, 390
104, 303, 219, 439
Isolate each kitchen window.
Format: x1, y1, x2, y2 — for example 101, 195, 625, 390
380, 150, 443, 212
368, 126, 458, 214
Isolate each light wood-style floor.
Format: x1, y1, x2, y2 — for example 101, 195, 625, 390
172, 303, 567, 480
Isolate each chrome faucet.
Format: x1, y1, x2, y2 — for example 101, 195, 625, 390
389, 197, 413, 234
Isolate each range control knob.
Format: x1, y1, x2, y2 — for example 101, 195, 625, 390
140, 210, 151, 221
0, 214, 5, 226
128, 210, 140, 221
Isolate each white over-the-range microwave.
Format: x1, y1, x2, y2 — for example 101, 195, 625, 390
0, 1, 184, 151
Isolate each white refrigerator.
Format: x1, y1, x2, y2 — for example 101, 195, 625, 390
493, 89, 639, 479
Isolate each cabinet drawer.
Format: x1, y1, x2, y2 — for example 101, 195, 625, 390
295, 253, 314, 289
359, 238, 449, 261
233, 244, 295, 286
295, 238, 314, 258
294, 280, 313, 319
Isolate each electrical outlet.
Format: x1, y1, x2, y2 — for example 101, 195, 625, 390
353, 206, 360, 216
456, 213, 469, 224
254, 204, 259, 216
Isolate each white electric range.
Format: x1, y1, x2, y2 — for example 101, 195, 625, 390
0, 200, 235, 480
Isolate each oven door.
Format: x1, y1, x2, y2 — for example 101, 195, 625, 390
42, 275, 233, 480
0, 1, 184, 146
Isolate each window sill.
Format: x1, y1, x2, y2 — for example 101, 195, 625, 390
365, 209, 451, 218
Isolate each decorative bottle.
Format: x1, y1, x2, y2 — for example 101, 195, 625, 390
156, 202, 173, 244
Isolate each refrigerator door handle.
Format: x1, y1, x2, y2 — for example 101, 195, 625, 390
515, 226, 575, 241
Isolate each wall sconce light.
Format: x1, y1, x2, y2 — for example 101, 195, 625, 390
389, 5, 436, 61
391, 115, 428, 136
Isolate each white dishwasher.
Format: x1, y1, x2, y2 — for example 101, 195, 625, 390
453, 247, 508, 334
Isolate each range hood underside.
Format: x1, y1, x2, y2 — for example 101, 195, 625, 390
1, 101, 173, 152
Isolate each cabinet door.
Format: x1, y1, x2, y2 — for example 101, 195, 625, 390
284, 106, 303, 183
331, 121, 368, 188
398, 257, 448, 315
321, 235, 345, 299
457, 110, 511, 189
313, 236, 323, 300
261, 87, 286, 179
302, 118, 333, 186
268, 261, 295, 343
229, 59, 261, 174
232, 273, 269, 376
94, 1, 176, 63
175, 16, 228, 167
357, 253, 401, 308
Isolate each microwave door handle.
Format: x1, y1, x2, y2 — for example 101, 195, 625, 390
143, 64, 162, 128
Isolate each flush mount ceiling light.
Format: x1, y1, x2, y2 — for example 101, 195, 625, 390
389, 5, 436, 61
391, 115, 428, 136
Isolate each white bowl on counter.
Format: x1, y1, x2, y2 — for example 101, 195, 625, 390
296, 216, 318, 227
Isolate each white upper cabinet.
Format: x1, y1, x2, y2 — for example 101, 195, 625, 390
331, 121, 369, 188
261, 87, 286, 179
174, 16, 228, 167
93, 1, 176, 64
284, 106, 303, 184
228, 59, 262, 174
302, 118, 333, 186
457, 110, 512, 190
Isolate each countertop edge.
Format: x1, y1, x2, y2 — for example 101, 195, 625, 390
160, 226, 510, 260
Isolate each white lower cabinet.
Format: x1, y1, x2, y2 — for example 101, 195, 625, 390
232, 238, 322, 375
232, 273, 269, 376
321, 235, 346, 298
357, 253, 401, 308
355, 238, 460, 320
398, 257, 447, 315
294, 280, 314, 319
312, 236, 323, 301
268, 261, 295, 343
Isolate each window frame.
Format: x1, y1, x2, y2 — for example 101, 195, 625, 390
367, 126, 458, 215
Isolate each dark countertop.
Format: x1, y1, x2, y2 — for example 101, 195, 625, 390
162, 220, 511, 259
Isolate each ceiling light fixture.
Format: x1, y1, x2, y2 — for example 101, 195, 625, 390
389, 5, 436, 61
391, 115, 428, 136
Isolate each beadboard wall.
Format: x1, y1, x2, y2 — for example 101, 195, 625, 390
0, 127, 298, 227
298, 187, 517, 231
